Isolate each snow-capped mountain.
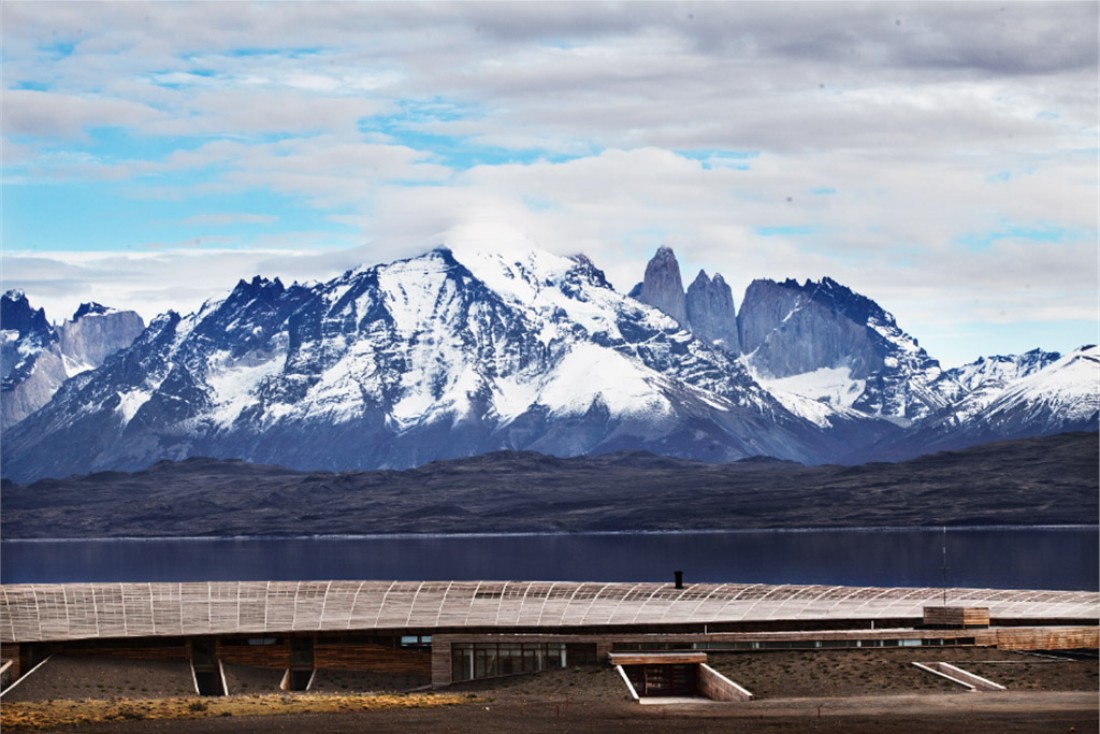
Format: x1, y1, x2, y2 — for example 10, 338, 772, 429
1, 291, 144, 429
947, 348, 1061, 393
2, 290, 59, 391
869, 345, 1099, 459
2, 241, 873, 482
2, 240, 1095, 483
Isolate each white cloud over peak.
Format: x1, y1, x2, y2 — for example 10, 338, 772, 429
1, 1, 1096, 367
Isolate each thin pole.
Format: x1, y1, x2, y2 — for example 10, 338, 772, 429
941, 525, 948, 606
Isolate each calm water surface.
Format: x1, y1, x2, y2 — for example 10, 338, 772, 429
2, 527, 1096, 590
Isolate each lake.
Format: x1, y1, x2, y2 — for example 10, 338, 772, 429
2, 526, 1096, 590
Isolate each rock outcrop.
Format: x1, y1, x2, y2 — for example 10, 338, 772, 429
738, 277, 961, 423
685, 270, 741, 354
631, 246, 688, 327
1, 292, 145, 429
631, 248, 741, 354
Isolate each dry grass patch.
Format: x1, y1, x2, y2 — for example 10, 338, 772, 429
0, 691, 477, 730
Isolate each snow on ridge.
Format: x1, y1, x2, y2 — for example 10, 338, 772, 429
979, 345, 1099, 422
204, 340, 288, 428
61, 354, 95, 377
756, 365, 867, 410
434, 226, 636, 341
377, 253, 458, 335
745, 363, 865, 427
537, 342, 673, 420
116, 388, 152, 425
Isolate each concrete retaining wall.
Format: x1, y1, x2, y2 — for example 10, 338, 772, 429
912, 661, 1006, 691
698, 663, 752, 701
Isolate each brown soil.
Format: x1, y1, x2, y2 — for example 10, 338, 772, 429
2, 657, 194, 702
308, 669, 430, 693
220, 664, 283, 695
3, 649, 1097, 732
5, 691, 1097, 734
706, 646, 1099, 698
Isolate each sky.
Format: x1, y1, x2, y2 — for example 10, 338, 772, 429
2, 1, 1097, 369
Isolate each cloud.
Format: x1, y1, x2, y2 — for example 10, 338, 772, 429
1, 246, 369, 324
179, 212, 279, 227
1, 1, 1096, 368
2, 89, 165, 139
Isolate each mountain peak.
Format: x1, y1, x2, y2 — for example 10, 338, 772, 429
634, 246, 688, 326
739, 275, 956, 422
72, 302, 111, 321
685, 266, 740, 353
0, 289, 54, 341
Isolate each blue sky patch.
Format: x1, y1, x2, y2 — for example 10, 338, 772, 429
675, 149, 758, 171
2, 181, 356, 252
956, 221, 1076, 251
361, 101, 587, 169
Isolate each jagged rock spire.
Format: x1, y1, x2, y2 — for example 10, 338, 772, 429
633, 246, 688, 327
686, 270, 741, 354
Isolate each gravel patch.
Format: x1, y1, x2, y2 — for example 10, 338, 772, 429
2, 656, 195, 702
308, 669, 430, 693
221, 664, 285, 695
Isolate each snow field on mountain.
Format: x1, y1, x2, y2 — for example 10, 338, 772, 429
116, 388, 153, 425
204, 343, 288, 428
983, 346, 1099, 423
755, 365, 866, 409
537, 342, 673, 420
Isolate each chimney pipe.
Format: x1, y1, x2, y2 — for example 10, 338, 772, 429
674, 570, 684, 590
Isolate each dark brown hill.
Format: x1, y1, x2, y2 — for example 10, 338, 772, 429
2, 432, 1096, 538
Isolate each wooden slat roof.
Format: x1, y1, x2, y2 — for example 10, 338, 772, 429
2, 581, 1097, 643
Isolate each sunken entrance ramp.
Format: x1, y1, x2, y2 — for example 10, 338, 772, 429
610, 652, 752, 703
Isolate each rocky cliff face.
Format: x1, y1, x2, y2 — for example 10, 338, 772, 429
738, 277, 961, 423
1, 291, 58, 389
738, 278, 885, 379
1, 293, 145, 429
58, 303, 146, 376
685, 270, 741, 353
630, 246, 688, 327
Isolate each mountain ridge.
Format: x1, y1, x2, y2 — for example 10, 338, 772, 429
3, 430, 1094, 538
2, 241, 1095, 482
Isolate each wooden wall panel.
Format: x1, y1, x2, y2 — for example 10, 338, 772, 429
314, 643, 431, 677
216, 641, 290, 669
994, 627, 1099, 651
923, 607, 991, 627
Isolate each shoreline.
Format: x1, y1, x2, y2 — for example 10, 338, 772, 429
4, 522, 1098, 543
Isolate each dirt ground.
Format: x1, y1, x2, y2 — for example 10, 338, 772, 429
707, 646, 1100, 697
2, 648, 1097, 733
2, 657, 195, 702
5, 691, 1097, 734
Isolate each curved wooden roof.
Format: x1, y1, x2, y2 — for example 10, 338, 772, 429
2, 580, 1097, 643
